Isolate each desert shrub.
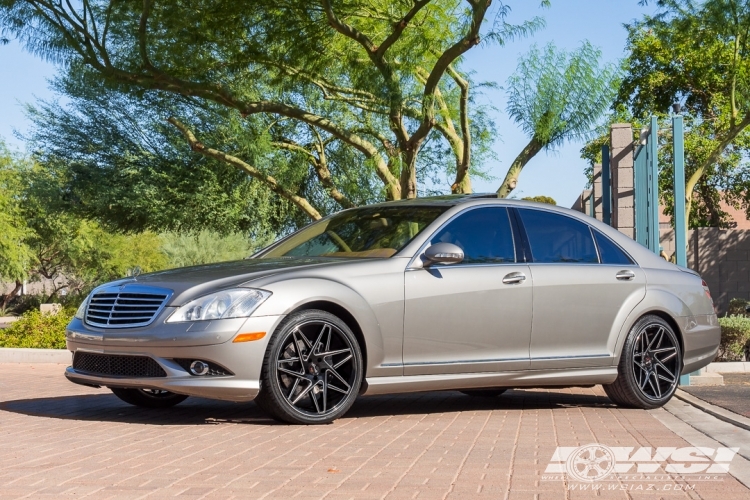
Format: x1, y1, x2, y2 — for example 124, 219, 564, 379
717, 315, 750, 361
727, 298, 750, 317
0, 308, 73, 349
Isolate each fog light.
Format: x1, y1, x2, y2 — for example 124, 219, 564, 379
189, 360, 209, 376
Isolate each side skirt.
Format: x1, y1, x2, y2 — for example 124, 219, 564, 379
362, 367, 618, 396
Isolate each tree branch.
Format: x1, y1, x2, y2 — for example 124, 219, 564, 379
168, 117, 322, 220
408, 0, 489, 149
447, 65, 471, 193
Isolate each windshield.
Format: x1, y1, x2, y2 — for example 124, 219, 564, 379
260, 205, 448, 259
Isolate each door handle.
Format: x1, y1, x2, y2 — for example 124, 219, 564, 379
616, 270, 636, 281
502, 272, 526, 284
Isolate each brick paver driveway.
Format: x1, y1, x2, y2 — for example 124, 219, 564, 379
0, 363, 747, 499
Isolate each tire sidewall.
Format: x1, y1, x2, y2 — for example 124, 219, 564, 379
261, 310, 363, 424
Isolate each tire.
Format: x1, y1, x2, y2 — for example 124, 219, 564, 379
603, 315, 682, 409
460, 389, 507, 397
110, 388, 188, 408
254, 309, 363, 425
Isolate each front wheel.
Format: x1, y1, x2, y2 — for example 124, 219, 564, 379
255, 310, 363, 425
603, 315, 682, 409
110, 388, 188, 408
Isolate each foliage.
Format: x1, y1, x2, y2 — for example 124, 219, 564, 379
0, 308, 72, 349
22, 73, 303, 235
728, 297, 750, 317
498, 42, 620, 197
0, 150, 170, 306
0, 0, 543, 220
521, 195, 556, 205
610, 0, 750, 229
717, 315, 750, 362
160, 230, 272, 268
0, 143, 32, 287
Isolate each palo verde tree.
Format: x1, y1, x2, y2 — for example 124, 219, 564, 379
616, 0, 750, 227
0, 0, 547, 221
497, 42, 620, 197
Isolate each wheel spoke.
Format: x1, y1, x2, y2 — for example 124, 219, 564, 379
333, 354, 353, 369
310, 385, 321, 413
658, 351, 677, 363
291, 330, 309, 371
278, 366, 307, 380
319, 347, 352, 357
291, 381, 315, 405
277, 357, 300, 365
646, 327, 663, 351
308, 325, 329, 361
639, 370, 651, 390
654, 359, 676, 380
322, 371, 329, 413
327, 382, 348, 394
649, 368, 662, 398
287, 377, 300, 401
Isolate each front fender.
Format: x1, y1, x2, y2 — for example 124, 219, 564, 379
252, 278, 386, 376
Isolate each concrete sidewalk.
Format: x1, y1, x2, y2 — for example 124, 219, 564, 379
0, 363, 748, 499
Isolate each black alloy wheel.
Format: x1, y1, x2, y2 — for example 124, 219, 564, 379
255, 310, 363, 424
110, 387, 188, 408
604, 315, 682, 409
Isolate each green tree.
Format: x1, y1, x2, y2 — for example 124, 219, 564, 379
0, 0, 545, 220
0, 143, 32, 307
160, 230, 272, 268
497, 42, 619, 197
616, 0, 750, 227
521, 195, 556, 205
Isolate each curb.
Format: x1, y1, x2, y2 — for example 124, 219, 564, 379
674, 389, 750, 432
0, 348, 71, 364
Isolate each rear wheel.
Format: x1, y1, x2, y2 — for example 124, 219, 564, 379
460, 389, 507, 397
604, 315, 681, 409
110, 388, 188, 408
255, 310, 363, 425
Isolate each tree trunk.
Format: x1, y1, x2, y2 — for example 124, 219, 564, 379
496, 137, 543, 198
400, 149, 418, 199
0, 280, 22, 311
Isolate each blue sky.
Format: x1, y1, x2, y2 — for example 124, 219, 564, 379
0, 1, 657, 208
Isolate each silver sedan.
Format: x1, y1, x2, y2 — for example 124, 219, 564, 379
65, 196, 719, 424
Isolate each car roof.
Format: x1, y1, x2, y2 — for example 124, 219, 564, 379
369, 193, 503, 207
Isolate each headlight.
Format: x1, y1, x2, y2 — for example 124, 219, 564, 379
74, 297, 89, 320
166, 288, 271, 323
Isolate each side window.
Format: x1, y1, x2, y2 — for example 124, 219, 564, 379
518, 209, 598, 263
429, 207, 515, 264
593, 230, 634, 265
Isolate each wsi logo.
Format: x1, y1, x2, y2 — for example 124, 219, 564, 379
545, 444, 739, 482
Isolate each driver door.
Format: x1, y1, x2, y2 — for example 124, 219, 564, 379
402, 207, 533, 375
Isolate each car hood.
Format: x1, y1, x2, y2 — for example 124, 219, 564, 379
101, 257, 356, 305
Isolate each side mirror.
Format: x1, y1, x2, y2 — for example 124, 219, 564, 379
423, 243, 464, 266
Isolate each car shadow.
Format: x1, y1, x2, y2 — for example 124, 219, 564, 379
0, 389, 616, 426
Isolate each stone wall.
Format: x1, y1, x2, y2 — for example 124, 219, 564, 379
660, 228, 750, 314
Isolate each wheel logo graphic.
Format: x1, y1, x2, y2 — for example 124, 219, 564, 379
566, 444, 616, 482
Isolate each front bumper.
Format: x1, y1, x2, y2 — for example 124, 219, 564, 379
65, 314, 284, 402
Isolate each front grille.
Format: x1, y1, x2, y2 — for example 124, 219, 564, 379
85, 285, 171, 328
73, 352, 167, 378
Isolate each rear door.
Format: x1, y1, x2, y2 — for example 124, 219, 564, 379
402, 206, 533, 375
514, 208, 646, 370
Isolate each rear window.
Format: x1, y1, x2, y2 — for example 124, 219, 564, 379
593, 230, 634, 265
518, 209, 598, 263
